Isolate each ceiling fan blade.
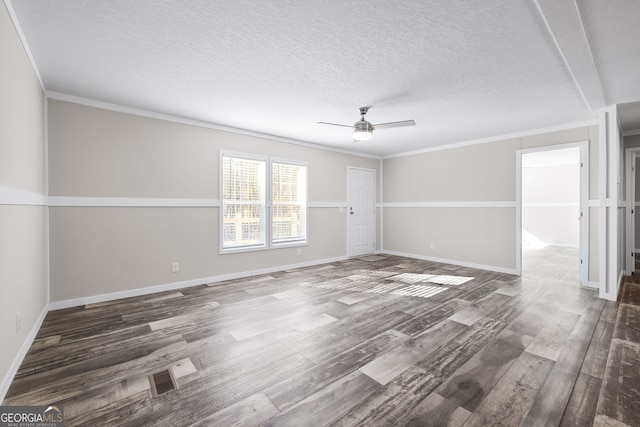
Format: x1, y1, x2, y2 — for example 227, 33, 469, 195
317, 121, 353, 128
373, 120, 416, 129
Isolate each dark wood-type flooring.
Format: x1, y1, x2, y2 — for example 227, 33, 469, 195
4, 246, 639, 426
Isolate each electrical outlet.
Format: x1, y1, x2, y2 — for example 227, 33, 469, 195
171, 262, 179, 273
429, 243, 435, 250
16, 312, 21, 334
297, 248, 302, 256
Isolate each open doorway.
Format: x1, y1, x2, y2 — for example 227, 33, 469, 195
517, 144, 588, 286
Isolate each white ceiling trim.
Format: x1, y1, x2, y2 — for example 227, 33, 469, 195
46, 91, 381, 160
384, 119, 598, 160
571, 0, 607, 108
532, 0, 606, 112
3, 0, 44, 91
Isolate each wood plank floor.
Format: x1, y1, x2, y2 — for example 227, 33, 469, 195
3, 246, 631, 426
593, 274, 640, 427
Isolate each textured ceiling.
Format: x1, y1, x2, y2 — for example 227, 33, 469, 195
7, 0, 640, 156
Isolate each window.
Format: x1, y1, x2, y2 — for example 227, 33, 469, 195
272, 160, 307, 246
221, 153, 267, 251
220, 152, 307, 253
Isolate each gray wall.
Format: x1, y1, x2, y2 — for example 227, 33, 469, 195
625, 134, 640, 149
382, 126, 600, 281
383, 138, 516, 271
0, 4, 46, 395
47, 100, 380, 303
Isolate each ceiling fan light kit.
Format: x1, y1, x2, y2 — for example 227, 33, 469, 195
353, 120, 374, 141
318, 106, 415, 142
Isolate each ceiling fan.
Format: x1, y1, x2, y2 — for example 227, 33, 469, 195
318, 107, 416, 142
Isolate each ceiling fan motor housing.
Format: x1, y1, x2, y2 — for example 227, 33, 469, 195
354, 119, 374, 133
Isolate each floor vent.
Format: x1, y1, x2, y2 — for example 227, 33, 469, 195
149, 368, 177, 397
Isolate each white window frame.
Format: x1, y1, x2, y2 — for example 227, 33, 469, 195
219, 151, 308, 254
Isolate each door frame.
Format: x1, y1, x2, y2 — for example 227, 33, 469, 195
347, 166, 376, 257
515, 141, 590, 286
625, 147, 640, 275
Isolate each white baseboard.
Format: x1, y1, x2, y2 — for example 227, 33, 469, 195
48, 277, 217, 311
48, 256, 348, 311
0, 305, 48, 403
584, 281, 599, 289
618, 270, 626, 299
597, 270, 626, 301
379, 250, 518, 275
546, 243, 580, 249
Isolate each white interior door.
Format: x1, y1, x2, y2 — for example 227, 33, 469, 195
348, 167, 375, 257
634, 155, 639, 271
625, 149, 640, 274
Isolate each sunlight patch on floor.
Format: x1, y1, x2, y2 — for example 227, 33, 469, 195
522, 229, 548, 249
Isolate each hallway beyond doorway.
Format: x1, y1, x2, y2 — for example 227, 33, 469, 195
522, 245, 581, 285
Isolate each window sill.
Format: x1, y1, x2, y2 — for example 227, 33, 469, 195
271, 241, 308, 250
220, 245, 268, 255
